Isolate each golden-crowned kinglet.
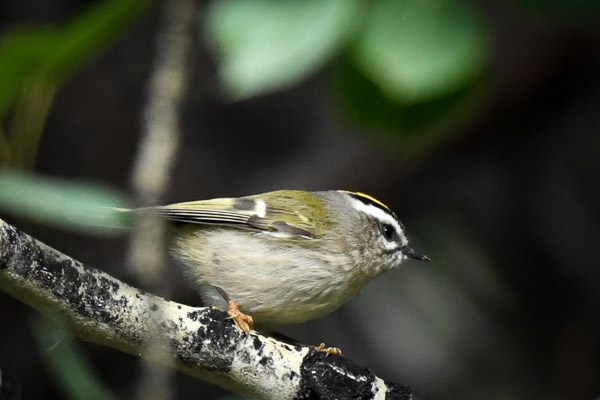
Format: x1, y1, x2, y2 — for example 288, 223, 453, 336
153, 190, 428, 333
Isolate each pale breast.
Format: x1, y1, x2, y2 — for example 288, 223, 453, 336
171, 228, 367, 329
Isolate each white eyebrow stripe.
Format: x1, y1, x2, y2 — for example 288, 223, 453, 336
349, 198, 408, 247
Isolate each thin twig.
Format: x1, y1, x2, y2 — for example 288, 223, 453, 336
127, 0, 196, 398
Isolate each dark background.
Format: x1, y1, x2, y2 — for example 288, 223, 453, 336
1, 1, 599, 399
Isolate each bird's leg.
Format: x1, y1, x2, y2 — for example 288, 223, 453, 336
316, 343, 342, 357
215, 286, 254, 335
270, 332, 342, 357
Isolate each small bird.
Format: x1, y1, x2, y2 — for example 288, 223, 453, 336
153, 190, 428, 335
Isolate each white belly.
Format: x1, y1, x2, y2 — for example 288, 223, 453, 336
172, 229, 367, 329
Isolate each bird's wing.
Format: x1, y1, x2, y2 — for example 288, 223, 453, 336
154, 192, 323, 238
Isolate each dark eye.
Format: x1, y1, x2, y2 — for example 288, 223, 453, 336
381, 223, 398, 242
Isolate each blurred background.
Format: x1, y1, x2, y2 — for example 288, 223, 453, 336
0, 0, 599, 399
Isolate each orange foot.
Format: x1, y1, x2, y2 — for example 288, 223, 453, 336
215, 286, 254, 335
316, 343, 342, 357
226, 298, 254, 335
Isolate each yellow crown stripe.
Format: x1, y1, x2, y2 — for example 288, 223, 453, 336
340, 190, 395, 216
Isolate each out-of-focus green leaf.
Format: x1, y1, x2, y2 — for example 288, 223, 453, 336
335, 57, 485, 147
203, 0, 364, 100
353, 0, 489, 104
0, 170, 131, 235
0, 0, 154, 118
31, 318, 117, 400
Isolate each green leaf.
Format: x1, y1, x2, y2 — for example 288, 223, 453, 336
0, 170, 132, 235
353, 0, 489, 104
203, 0, 364, 100
0, 0, 154, 118
31, 319, 117, 400
334, 56, 485, 146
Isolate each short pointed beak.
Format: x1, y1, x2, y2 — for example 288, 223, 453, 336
402, 246, 430, 261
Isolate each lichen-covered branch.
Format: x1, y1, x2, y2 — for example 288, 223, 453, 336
0, 219, 413, 400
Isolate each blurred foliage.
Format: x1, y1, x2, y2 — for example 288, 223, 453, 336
0, 0, 154, 168
352, 0, 488, 104
202, 0, 490, 146
0, 169, 131, 235
31, 318, 117, 400
203, 0, 364, 100
334, 57, 486, 147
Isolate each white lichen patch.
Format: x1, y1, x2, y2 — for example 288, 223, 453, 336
372, 377, 393, 399
230, 334, 308, 399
